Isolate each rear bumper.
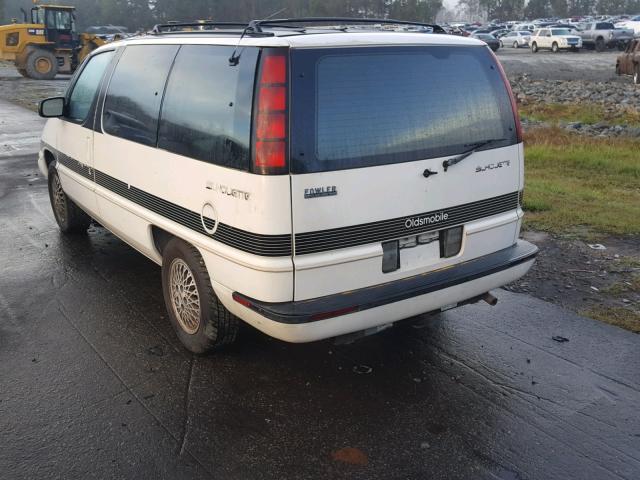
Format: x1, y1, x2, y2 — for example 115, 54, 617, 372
226, 240, 538, 342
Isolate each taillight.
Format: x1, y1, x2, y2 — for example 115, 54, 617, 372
490, 49, 523, 143
252, 48, 288, 174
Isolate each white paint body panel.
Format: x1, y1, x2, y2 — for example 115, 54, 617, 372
291, 145, 521, 300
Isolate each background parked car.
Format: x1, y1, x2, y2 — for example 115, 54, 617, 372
500, 31, 532, 48
472, 33, 500, 51
616, 38, 640, 83
530, 28, 582, 52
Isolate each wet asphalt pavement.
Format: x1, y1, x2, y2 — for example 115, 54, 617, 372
1, 101, 640, 480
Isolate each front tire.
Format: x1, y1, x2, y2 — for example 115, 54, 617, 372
161, 238, 239, 353
551, 42, 559, 53
47, 164, 91, 234
25, 49, 58, 80
513, 41, 519, 49
531, 42, 538, 53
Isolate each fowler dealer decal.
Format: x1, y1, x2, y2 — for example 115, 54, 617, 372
304, 186, 337, 199
405, 212, 449, 229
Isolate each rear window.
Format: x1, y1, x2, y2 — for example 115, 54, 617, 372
290, 46, 517, 173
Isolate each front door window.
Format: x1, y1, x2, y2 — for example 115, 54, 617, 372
66, 51, 114, 124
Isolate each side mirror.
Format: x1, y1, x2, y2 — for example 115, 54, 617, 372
39, 97, 65, 118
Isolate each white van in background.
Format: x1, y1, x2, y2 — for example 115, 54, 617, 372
37, 18, 538, 353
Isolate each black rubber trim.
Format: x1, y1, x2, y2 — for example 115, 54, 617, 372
294, 191, 519, 255
45, 143, 292, 257
234, 240, 538, 324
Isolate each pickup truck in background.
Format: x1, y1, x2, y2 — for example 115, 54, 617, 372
579, 22, 634, 51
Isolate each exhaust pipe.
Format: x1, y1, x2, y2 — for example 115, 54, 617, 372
481, 292, 498, 306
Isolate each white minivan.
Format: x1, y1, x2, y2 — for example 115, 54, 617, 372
38, 19, 538, 353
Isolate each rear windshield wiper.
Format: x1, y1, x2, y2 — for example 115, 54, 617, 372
442, 138, 506, 172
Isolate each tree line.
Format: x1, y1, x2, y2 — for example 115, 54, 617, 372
2, 0, 640, 29
2, 0, 443, 30
448, 0, 640, 21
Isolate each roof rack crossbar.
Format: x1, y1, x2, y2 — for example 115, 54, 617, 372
249, 17, 446, 34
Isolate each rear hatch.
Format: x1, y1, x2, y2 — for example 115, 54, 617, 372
288, 44, 522, 300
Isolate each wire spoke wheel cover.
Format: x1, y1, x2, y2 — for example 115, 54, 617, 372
52, 173, 66, 223
169, 258, 201, 334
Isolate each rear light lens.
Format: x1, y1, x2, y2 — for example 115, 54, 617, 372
440, 226, 463, 258
255, 141, 286, 168
490, 49, 523, 143
252, 49, 288, 174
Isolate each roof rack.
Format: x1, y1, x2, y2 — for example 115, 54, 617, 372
150, 21, 273, 36
249, 17, 447, 34
150, 17, 446, 36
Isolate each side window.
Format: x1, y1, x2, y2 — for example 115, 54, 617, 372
67, 50, 114, 123
157, 45, 258, 169
103, 45, 178, 147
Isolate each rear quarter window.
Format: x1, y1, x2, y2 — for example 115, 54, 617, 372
290, 45, 517, 173
102, 44, 179, 147
157, 45, 257, 170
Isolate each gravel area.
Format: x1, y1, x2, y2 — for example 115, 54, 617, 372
0, 61, 68, 111
497, 48, 622, 82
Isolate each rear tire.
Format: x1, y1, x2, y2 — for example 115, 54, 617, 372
531, 42, 538, 53
47, 164, 91, 234
25, 49, 58, 80
513, 41, 519, 49
551, 42, 559, 53
161, 238, 239, 354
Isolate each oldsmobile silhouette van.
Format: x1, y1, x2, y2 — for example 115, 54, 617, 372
37, 18, 538, 353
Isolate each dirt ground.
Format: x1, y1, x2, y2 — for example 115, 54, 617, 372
509, 231, 639, 331
0, 61, 68, 111
1, 49, 638, 332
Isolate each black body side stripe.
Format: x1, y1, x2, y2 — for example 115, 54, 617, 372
294, 191, 520, 255
47, 144, 521, 258
52, 147, 292, 257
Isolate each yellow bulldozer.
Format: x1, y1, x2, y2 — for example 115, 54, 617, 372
0, 3, 109, 79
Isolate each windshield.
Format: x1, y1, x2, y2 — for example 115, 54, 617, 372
518, 31, 531, 35
45, 9, 74, 30
552, 29, 571, 35
290, 46, 517, 173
